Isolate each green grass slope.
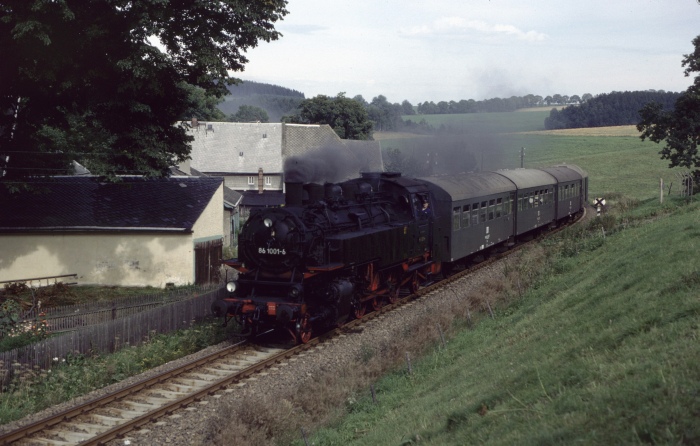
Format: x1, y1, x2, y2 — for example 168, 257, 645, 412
300, 199, 700, 445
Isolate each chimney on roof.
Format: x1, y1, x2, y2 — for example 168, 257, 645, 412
258, 168, 264, 194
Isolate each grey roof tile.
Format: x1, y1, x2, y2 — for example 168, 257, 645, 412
0, 176, 222, 232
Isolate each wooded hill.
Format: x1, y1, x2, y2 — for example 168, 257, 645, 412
217, 80, 305, 122
544, 91, 680, 130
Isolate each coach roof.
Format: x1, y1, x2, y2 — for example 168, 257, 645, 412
495, 168, 557, 190
420, 171, 516, 201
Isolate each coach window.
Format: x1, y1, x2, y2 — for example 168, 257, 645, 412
488, 199, 495, 220
453, 207, 461, 230
496, 198, 503, 218
480, 201, 487, 223
462, 204, 471, 228
472, 203, 479, 226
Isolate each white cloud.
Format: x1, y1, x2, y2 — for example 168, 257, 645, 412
402, 17, 547, 42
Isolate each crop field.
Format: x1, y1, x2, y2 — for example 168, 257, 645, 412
377, 114, 685, 202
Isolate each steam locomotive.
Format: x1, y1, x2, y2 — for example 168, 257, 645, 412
212, 165, 588, 343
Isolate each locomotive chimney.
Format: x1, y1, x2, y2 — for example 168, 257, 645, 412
285, 181, 303, 206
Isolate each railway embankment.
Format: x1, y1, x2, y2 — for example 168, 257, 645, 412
199, 197, 698, 445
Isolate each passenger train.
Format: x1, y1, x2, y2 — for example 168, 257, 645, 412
212, 165, 588, 343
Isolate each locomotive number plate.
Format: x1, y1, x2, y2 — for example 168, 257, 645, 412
258, 247, 287, 255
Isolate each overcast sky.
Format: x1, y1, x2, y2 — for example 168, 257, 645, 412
239, 0, 700, 104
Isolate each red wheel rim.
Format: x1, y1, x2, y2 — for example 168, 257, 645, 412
298, 315, 312, 344
354, 302, 366, 319
372, 298, 384, 311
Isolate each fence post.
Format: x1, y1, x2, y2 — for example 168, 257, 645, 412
486, 301, 495, 319
437, 323, 446, 347
405, 352, 412, 375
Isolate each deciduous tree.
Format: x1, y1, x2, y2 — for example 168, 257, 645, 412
229, 105, 269, 123
283, 93, 373, 140
637, 35, 700, 178
0, 0, 287, 186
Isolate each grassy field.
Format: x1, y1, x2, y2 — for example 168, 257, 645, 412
298, 197, 700, 445
404, 109, 552, 133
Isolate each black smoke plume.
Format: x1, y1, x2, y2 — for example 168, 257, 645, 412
284, 143, 374, 183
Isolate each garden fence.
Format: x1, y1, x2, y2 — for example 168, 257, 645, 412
0, 286, 226, 372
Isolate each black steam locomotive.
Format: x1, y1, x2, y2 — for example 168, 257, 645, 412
212, 165, 588, 343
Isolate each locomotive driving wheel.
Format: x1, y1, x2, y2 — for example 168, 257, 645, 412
372, 297, 384, 311
387, 286, 399, 304
296, 314, 312, 344
353, 299, 366, 319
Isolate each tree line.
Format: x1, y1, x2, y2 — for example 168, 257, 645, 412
544, 91, 680, 130
414, 93, 593, 115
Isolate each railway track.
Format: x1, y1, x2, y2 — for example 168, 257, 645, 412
0, 340, 303, 445
1, 209, 587, 445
